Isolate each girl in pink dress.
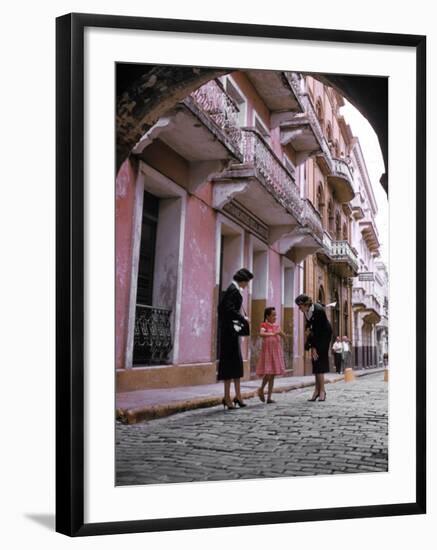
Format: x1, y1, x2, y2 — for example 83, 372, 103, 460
256, 307, 286, 403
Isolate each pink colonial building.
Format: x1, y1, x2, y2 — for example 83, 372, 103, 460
115, 69, 367, 392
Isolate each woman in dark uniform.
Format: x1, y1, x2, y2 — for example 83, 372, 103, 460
295, 294, 333, 401
218, 268, 253, 409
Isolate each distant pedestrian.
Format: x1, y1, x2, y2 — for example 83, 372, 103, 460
332, 336, 344, 374
342, 336, 352, 370
256, 307, 286, 404
217, 268, 254, 409
295, 294, 333, 402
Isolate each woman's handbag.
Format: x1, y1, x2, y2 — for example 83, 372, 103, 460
232, 317, 250, 336
232, 304, 250, 336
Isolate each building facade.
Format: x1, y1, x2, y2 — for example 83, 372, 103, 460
349, 140, 383, 368
115, 68, 387, 391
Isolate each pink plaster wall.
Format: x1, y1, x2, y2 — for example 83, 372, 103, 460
267, 248, 283, 322
177, 192, 216, 364
115, 159, 138, 370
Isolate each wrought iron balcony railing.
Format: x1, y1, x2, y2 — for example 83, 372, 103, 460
285, 72, 333, 164
190, 79, 242, 154
323, 233, 359, 274
133, 304, 173, 366
331, 157, 354, 183
301, 199, 324, 241
352, 287, 366, 306
330, 239, 359, 270
241, 128, 304, 220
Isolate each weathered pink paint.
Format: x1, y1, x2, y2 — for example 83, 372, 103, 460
115, 159, 138, 370
177, 190, 217, 364
267, 248, 283, 317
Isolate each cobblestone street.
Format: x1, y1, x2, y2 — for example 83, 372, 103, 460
116, 372, 388, 485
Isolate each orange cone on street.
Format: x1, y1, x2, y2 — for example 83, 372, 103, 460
344, 367, 355, 382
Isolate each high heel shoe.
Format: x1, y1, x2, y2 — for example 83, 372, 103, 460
307, 393, 319, 402
233, 397, 247, 408
319, 391, 327, 402
222, 398, 236, 410
257, 388, 266, 403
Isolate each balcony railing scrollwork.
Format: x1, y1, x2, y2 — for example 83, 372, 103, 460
133, 305, 173, 366
190, 79, 242, 154
301, 199, 324, 241
241, 128, 304, 220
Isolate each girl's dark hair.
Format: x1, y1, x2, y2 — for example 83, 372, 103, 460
264, 307, 276, 321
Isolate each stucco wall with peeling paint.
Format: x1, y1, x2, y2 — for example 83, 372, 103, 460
177, 191, 217, 364
115, 159, 138, 370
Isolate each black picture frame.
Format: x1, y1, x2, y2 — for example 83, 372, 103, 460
56, 12, 426, 537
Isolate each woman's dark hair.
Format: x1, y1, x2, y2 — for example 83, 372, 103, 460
295, 294, 313, 306
264, 307, 276, 321
233, 268, 254, 283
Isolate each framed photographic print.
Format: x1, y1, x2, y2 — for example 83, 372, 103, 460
56, 12, 426, 537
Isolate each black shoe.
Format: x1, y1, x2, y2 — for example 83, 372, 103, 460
266, 398, 276, 404
222, 398, 236, 410
307, 393, 319, 402
233, 397, 247, 408
319, 391, 327, 402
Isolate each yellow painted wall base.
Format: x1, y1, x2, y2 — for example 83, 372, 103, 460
117, 362, 217, 392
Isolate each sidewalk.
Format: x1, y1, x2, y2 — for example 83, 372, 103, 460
116, 367, 386, 424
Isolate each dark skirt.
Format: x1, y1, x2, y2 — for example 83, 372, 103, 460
217, 328, 243, 380
311, 340, 331, 374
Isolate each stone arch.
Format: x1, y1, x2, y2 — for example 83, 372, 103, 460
116, 66, 229, 168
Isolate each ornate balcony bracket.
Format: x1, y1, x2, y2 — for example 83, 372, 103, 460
212, 181, 251, 210
274, 231, 308, 255
280, 127, 307, 147
268, 225, 300, 247
188, 159, 234, 193
131, 113, 180, 155
270, 110, 299, 129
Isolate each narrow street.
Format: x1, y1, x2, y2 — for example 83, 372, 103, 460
116, 372, 388, 485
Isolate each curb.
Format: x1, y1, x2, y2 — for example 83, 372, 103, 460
116, 368, 384, 424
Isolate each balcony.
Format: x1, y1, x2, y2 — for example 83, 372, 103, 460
245, 70, 301, 113
360, 219, 380, 255
212, 128, 304, 227
131, 79, 243, 191
301, 200, 324, 242
278, 73, 332, 166
133, 305, 173, 366
352, 289, 381, 324
352, 287, 366, 308
327, 158, 355, 203
319, 233, 359, 277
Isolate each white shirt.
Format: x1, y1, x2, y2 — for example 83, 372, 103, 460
332, 341, 343, 353
232, 280, 243, 293
304, 304, 314, 321
343, 342, 350, 352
